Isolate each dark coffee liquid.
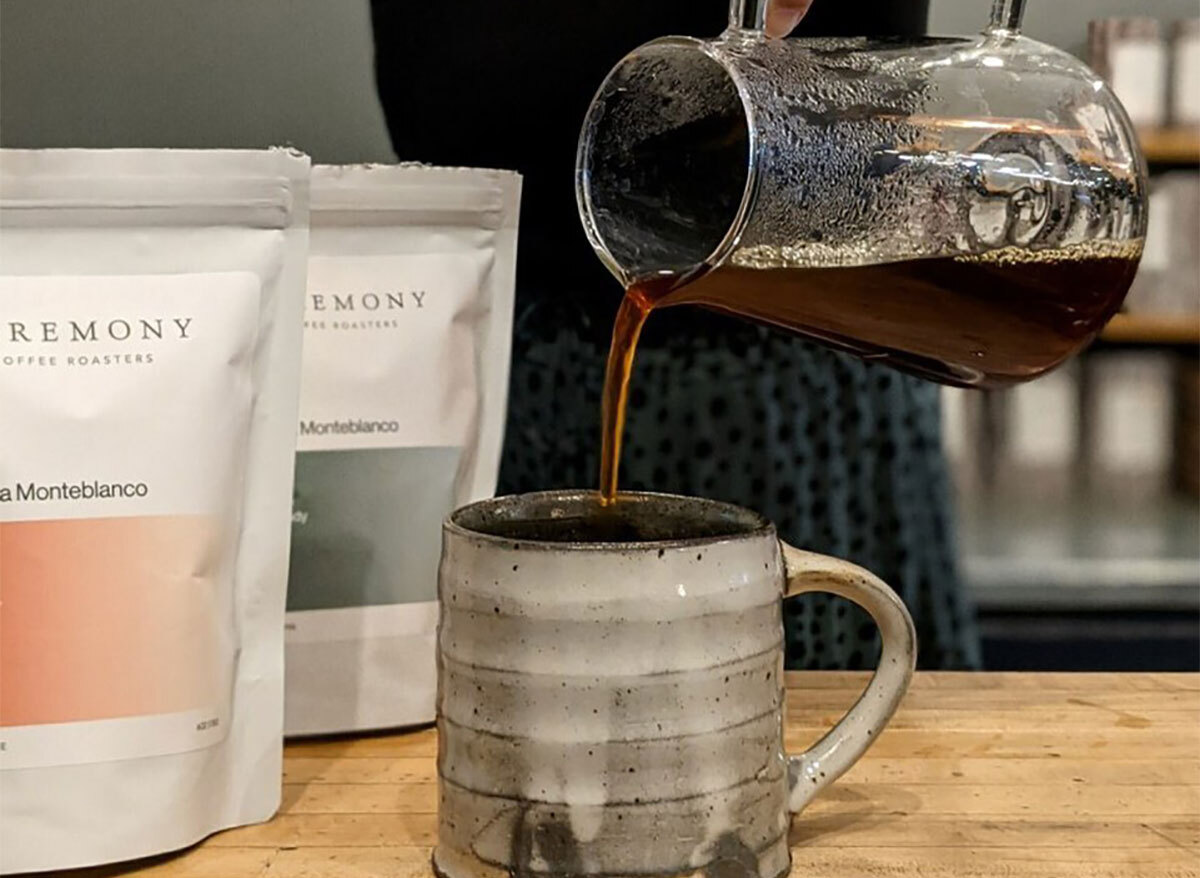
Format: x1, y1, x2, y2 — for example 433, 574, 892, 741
476, 512, 754, 544
598, 241, 1141, 502
452, 490, 766, 544
597, 278, 671, 505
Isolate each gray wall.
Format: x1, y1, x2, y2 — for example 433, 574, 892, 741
1, 1, 1196, 158
0, 0, 395, 163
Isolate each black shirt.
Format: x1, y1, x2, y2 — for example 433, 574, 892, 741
369, 3, 981, 672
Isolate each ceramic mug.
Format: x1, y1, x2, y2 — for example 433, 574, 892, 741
434, 491, 916, 878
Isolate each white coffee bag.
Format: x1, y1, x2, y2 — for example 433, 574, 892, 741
285, 164, 520, 735
0, 148, 311, 872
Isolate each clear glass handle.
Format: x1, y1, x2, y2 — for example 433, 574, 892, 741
987, 0, 1026, 34
733, 0, 1029, 34
729, 0, 767, 32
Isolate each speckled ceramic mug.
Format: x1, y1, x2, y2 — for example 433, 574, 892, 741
434, 491, 915, 878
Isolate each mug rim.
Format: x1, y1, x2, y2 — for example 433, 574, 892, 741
446, 489, 775, 551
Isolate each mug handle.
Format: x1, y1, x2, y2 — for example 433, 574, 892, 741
780, 543, 917, 814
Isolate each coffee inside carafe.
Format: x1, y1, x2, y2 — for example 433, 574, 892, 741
598, 239, 1141, 503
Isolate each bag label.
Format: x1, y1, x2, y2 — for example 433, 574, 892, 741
0, 273, 261, 769
288, 252, 490, 630
297, 253, 492, 452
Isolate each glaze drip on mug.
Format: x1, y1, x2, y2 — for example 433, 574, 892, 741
436, 492, 790, 878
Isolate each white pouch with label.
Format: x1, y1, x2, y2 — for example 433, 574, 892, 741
0, 148, 310, 873
285, 164, 520, 735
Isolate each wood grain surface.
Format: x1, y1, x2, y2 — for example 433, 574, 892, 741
1139, 126, 1200, 165
63, 673, 1200, 878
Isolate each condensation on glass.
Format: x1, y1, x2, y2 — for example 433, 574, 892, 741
577, 0, 1149, 387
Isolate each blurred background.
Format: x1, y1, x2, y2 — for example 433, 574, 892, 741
2, 0, 1198, 671
940, 8, 1200, 672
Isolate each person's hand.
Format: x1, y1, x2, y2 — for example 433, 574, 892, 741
765, 0, 814, 37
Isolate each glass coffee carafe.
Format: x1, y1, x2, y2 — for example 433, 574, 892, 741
576, 0, 1148, 387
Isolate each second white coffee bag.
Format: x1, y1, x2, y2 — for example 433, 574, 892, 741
285, 164, 521, 735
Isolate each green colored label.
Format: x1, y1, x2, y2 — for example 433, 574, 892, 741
287, 447, 461, 612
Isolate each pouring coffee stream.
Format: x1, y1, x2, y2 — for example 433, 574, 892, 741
584, 0, 1148, 503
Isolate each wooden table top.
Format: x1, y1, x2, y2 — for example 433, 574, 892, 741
69, 672, 1200, 878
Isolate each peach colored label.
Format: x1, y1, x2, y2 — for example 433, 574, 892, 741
0, 272, 256, 769
0, 515, 232, 767
0, 514, 225, 725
